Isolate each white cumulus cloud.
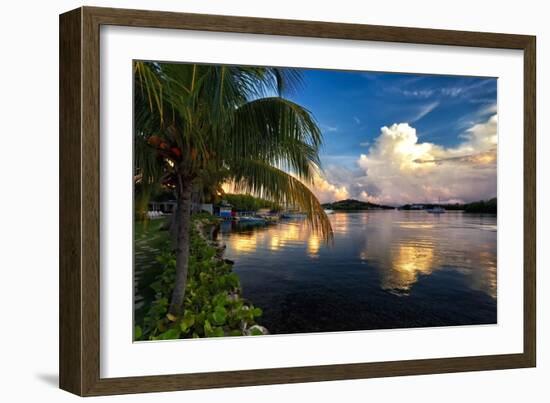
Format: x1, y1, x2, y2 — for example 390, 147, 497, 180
355, 115, 497, 205
308, 171, 350, 203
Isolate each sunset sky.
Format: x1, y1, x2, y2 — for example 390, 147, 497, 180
287, 69, 498, 205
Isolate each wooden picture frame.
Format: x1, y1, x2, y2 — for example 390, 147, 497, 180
59, 6, 536, 396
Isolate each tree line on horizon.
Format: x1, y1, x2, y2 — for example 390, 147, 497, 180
396, 198, 497, 213
321, 197, 497, 214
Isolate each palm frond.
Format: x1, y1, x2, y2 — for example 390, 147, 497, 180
133, 61, 332, 238
230, 159, 333, 241
266, 67, 304, 96
134, 130, 168, 219
229, 97, 323, 182
134, 61, 165, 124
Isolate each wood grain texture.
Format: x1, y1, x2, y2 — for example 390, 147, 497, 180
523, 38, 537, 367
81, 6, 102, 396
59, 6, 537, 396
84, 6, 532, 49
59, 8, 83, 396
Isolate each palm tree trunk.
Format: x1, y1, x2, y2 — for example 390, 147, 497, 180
169, 199, 180, 242
168, 176, 193, 317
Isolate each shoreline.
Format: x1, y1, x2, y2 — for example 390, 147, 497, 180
193, 215, 269, 336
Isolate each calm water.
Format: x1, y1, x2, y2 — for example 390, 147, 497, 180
217, 211, 497, 335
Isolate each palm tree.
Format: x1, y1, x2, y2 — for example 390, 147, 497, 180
135, 61, 332, 318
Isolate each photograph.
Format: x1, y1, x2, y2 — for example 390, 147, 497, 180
133, 61, 498, 341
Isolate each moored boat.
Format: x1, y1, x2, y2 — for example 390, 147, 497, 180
426, 206, 445, 214
236, 216, 266, 223
281, 212, 307, 219
426, 198, 445, 214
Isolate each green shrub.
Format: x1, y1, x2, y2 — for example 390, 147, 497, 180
223, 193, 281, 212
135, 215, 263, 340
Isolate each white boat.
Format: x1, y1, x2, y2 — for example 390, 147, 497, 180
426, 206, 445, 214
324, 209, 334, 215
426, 199, 445, 214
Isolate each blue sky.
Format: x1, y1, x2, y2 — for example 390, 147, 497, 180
284, 69, 498, 205
289, 70, 497, 170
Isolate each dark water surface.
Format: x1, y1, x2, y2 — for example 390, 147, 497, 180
217, 211, 497, 335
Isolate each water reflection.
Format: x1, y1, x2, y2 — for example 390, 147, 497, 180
307, 234, 321, 258
221, 220, 307, 254
217, 211, 497, 334
384, 242, 436, 294
356, 212, 497, 297
230, 234, 257, 253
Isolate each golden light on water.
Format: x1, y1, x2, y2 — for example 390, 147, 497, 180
223, 222, 304, 253
220, 212, 496, 300
230, 235, 258, 253
222, 220, 323, 258
267, 224, 301, 251
307, 234, 321, 258
380, 242, 436, 294
330, 211, 351, 234
270, 234, 281, 251
359, 216, 441, 295
468, 249, 497, 299
398, 223, 435, 230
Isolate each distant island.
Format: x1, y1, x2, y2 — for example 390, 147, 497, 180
322, 199, 395, 210
399, 198, 497, 214
322, 197, 496, 214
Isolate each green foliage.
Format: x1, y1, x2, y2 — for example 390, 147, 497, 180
322, 199, 394, 210
399, 198, 497, 213
136, 216, 264, 340
223, 193, 281, 212
158, 327, 181, 340
249, 327, 264, 336
463, 198, 497, 214
134, 61, 333, 241
134, 326, 142, 339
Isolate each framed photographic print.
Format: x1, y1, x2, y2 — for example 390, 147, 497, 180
59, 6, 536, 396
